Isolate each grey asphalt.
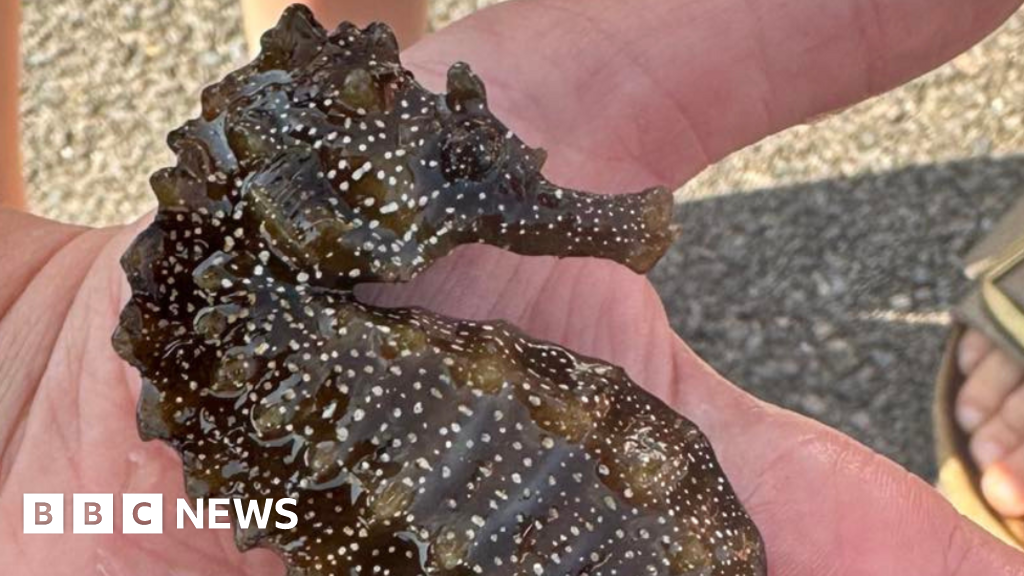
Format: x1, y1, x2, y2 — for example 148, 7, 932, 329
19, 1, 1024, 479
653, 157, 1024, 477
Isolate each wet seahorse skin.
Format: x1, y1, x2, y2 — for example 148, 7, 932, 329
112, 5, 766, 575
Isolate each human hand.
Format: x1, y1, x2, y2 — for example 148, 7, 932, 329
2, 0, 1023, 574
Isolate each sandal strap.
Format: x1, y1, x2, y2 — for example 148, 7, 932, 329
980, 235, 1024, 350
957, 197, 1024, 364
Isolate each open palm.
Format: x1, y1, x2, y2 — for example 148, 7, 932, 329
3, 0, 1024, 573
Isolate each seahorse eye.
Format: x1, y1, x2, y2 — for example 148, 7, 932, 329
440, 119, 505, 181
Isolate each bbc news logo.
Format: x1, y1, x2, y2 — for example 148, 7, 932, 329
23, 494, 297, 534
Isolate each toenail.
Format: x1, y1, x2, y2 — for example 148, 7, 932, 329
982, 463, 1024, 518
956, 404, 984, 431
959, 342, 985, 374
972, 440, 1007, 469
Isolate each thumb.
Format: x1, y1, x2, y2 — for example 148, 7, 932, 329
662, 338, 1024, 576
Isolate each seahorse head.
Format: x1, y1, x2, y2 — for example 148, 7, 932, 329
148, 5, 673, 293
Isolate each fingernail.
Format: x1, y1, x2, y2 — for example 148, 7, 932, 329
972, 439, 1006, 468
956, 404, 984, 431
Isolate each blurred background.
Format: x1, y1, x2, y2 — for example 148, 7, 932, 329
16, 0, 1024, 479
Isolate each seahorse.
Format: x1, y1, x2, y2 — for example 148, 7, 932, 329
113, 6, 766, 575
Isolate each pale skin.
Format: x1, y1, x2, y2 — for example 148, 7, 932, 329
3, 0, 1024, 574
958, 330, 1024, 517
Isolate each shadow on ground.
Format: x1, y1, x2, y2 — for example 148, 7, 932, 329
650, 155, 1024, 479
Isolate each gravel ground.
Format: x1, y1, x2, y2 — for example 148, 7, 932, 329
654, 12, 1024, 477
18, 1, 1024, 479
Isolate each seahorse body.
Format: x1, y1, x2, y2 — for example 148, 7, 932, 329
113, 6, 766, 575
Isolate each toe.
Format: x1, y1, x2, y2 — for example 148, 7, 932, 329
969, 416, 1017, 469
955, 348, 1024, 433
974, 382, 1024, 481
958, 328, 995, 374
982, 455, 1024, 518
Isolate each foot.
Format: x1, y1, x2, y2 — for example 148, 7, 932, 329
956, 328, 1024, 517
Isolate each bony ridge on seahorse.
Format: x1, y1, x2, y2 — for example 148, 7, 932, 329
113, 5, 766, 575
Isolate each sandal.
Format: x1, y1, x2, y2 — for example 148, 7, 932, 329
935, 196, 1024, 548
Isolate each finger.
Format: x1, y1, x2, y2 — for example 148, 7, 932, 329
0, 211, 95, 476
0, 0, 23, 209
0, 209, 88, 318
404, 0, 1022, 191
753, 413, 1024, 575
364, 245, 678, 387
662, 339, 1024, 575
